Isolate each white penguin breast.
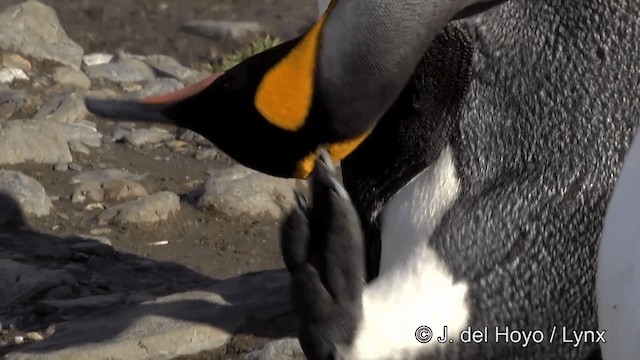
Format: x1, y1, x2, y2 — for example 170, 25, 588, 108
379, 145, 461, 274
344, 145, 469, 360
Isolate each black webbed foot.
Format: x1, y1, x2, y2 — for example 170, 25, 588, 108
281, 150, 366, 360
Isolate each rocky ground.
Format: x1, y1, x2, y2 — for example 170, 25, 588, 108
0, 0, 316, 359
2, 0, 317, 68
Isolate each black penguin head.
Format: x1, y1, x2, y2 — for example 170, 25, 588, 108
162, 1, 370, 179
163, 38, 312, 179
159, 0, 508, 179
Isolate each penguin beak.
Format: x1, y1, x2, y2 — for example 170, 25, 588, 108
138, 72, 224, 105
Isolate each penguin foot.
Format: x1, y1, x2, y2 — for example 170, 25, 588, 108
281, 150, 366, 360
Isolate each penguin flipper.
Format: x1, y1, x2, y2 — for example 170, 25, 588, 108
84, 72, 223, 124
281, 150, 365, 360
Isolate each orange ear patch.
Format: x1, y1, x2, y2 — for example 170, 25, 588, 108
254, 1, 336, 132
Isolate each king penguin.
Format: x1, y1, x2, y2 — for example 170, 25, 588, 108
83, 1, 640, 359
280, 1, 640, 360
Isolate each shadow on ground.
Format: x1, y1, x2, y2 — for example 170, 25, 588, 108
0, 192, 298, 358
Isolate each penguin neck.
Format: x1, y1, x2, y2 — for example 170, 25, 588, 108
341, 25, 473, 280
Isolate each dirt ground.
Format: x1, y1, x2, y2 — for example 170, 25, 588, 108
2, 0, 320, 358
2, 121, 287, 281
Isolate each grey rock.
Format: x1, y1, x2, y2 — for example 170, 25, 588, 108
0, 170, 52, 216
61, 125, 102, 149
0, 259, 76, 308
44, 325, 56, 337
2, 53, 32, 71
84, 203, 106, 211
85, 59, 155, 84
136, 78, 184, 98
68, 141, 90, 155
0, 120, 102, 165
26, 332, 44, 342
35, 92, 95, 128
177, 128, 211, 147
114, 122, 137, 131
83, 203, 105, 211
183, 71, 211, 85
102, 179, 148, 202
120, 82, 142, 93
114, 51, 146, 62
0, 67, 29, 83
78, 202, 101, 210
68, 163, 83, 172
82, 53, 112, 67
5, 270, 292, 360
53, 162, 68, 172
85, 87, 117, 100
142, 54, 195, 83
97, 192, 180, 225
112, 127, 131, 142
124, 127, 174, 146
183, 20, 264, 40
165, 140, 191, 152
70, 169, 145, 186
0, 1, 84, 69
52, 67, 91, 89
195, 148, 218, 161
71, 181, 103, 204
243, 338, 304, 360
196, 165, 300, 218
0, 86, 29, 120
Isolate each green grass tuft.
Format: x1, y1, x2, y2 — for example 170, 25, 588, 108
205, 34, 282, 73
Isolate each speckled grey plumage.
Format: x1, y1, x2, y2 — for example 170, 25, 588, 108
287, 0, 640, 359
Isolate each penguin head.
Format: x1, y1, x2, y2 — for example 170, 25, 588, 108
85, 0, 508, 180
159, 1, 373, 179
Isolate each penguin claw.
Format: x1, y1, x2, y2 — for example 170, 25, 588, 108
281, 201, 309, 272
313, 150, 350, 200
281, 153, 365, 360
293, 190, 309, 213
318, 148, 335, 171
